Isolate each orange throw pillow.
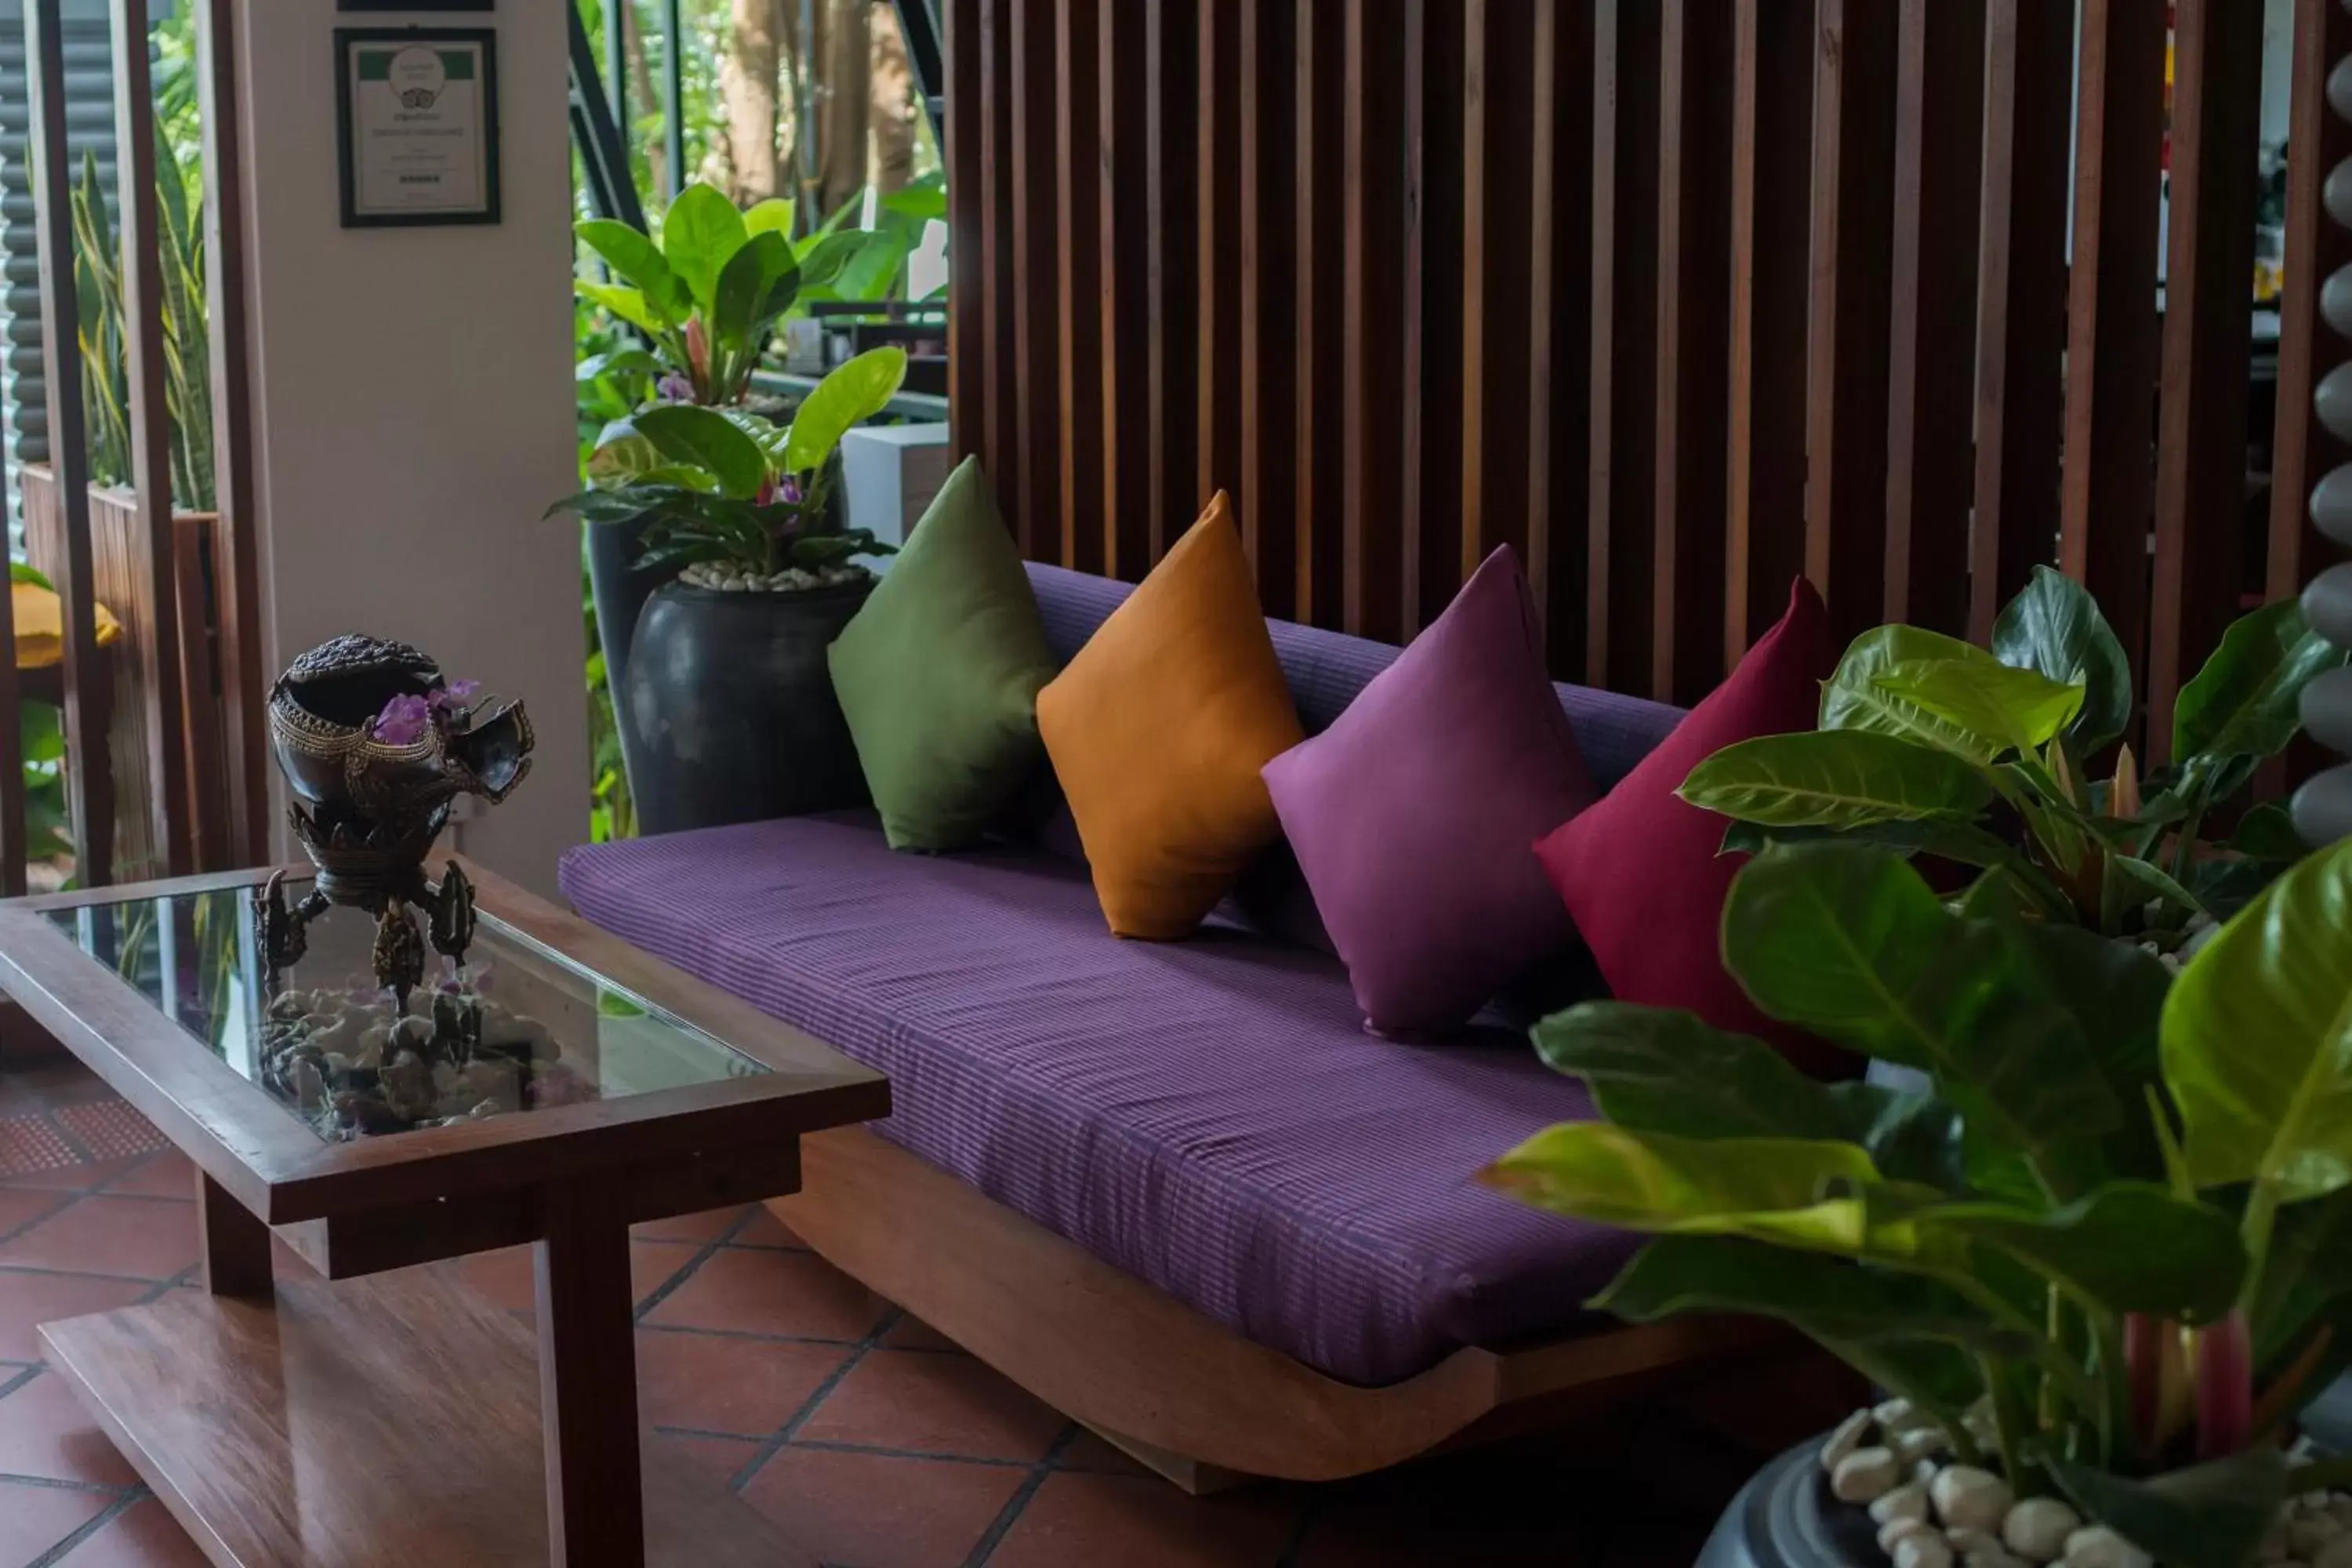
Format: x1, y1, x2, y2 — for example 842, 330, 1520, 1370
1036, 495, 1305, 938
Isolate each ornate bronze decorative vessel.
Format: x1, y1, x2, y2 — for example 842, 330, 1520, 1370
257, 634, 533, 1005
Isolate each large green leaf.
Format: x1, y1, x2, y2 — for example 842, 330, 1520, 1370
575, 218, 692, 322
1872, 657, 2086, 757
630, 405, 771, 501
1821, 626, 2005, 763
1994, 566, 2135, 754
2172, 597, 2351, 785
2044, 1451, 2288, 1568
1828, 1083, 1973, 1192
1723, 844, 2122, 1189
574, 281, 664, 337
2161, 838, 2352, 1203
1529, 1004, 1853, 1142
711, 230, 801, 349
1595, 1236, 2024, 1356
2010, 920, 2172, 1181
585, 419, 664, 488
1680, 731, 1996, 828
1912, 1185, 2245, 1323
1485, 1123, 1888, 1255
661, 183, 750, 313
793, 228, 866, 289
782, 347, 909, 475
741, 197, 796, 238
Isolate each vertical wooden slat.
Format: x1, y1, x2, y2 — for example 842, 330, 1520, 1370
1586, 0, 1661, 691
1650, 0, 1732, 705
1008, 0, 1061, 557
1196, 0, 1243, 528
198, 0, 264, 867
946, 0, 985, 459
2060, 0, 2167, 700
1054, 0, 1104, 575
25, 0, 113, 889
1142, 0, 1197, 565
977, 0, 1021, 528
1399, 0, 1465, 637
1293, 0, 1345, 626
1969, 0, 2073, 644
1341, 0, 1405, 644
1525, 0, 1594, 678
1239, 0, 1297, 612
1098, 0, 1151, 581
1802, 0, 1899, 645
1462, 0, 1537, 586
1882, 0, 1984, 639
111, 0, 193, 878
2268, 0, 2352, 610
1726, 0, 1812, 666
2149, 0, 2263, 760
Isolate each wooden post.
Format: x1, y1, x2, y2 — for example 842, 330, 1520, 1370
535, 1185, 646, 1567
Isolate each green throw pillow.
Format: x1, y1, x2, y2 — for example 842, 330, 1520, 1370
828, 456, 1059, 851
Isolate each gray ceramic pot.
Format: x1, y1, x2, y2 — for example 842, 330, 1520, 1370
1696, 1440, 1881, 1568
621, 576, 874, 835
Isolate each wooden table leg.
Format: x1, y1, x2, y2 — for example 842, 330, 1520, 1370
196, 1172, 271, 1298
535, 1185, 644, 1568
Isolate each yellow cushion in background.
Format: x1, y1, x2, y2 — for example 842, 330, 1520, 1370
1036, 493, 1305, 939
13, 580, 122, 671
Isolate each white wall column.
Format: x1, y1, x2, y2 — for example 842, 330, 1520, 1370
230, 0, 587, 894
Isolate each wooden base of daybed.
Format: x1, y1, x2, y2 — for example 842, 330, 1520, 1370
769, 1127, 1802, 1493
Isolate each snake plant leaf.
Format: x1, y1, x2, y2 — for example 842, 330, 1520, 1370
660, 183, 749, 314
2174, 597, 2351, 788
1993, 566, 2135, 754
1871, 657, 2086, 757
1910, 1185, 2246, 1323
575, 217, 693, 323
1483, 1123, 1888, 1256
2161, 838, 2352, 1203
1821, 626, 2005, 762
2044, 1450, 2288, 1568
1528, 1004, 1853, 1142
783, 347, 909, 477
1680, 731, 1996, 828
1595, 1236, 2027, 1359
631, 405, 771, 501
1723, 844, 2122, 1189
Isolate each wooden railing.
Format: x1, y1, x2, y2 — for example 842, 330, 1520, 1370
946, 0, 2349, 764
2, 0, 264, 894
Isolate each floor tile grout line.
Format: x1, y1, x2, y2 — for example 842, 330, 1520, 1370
961, 1423, 1079, 1568
630, 1207, 761, 1324
24, 1487, 141, 1568
636, 1320, 861, 1350
0, 1189, 79, 1247
0, 1262, 183, 1288
652, 1424, 1047, 1470
726, 1306, 902, 1496
0, 1363, 41, 1401
0, 1471, 141, 1497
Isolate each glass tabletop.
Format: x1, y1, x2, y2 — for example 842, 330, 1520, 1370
44, 877, 768, 1143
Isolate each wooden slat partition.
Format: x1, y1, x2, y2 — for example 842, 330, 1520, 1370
948, 0, 2311, 769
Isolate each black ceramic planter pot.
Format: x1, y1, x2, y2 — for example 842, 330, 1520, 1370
622, 577, 874, 835
1697, 1440, 1879, 1568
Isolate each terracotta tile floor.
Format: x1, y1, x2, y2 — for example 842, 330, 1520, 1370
0, 1053, 1793, 1567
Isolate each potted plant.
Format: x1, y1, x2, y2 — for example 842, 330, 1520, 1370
1486, 837, 2352, 1568
1679, 569, 2348, 952
548, 346, 907, 834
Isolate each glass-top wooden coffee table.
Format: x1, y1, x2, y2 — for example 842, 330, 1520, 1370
0, 858, 889, 1567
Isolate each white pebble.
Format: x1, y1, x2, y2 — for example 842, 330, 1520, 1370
1832, 1446, 1903, 1504
2333, 1499, 2352, 1530
1897, 1535, 1956, 1568
1883, 1517, 1940, 1552
1933, 1468, 2016, 1535
1877, 1397, 1931, 1433
1948, 1527, 2001, 1553
1917, 1458, 1946, 1485
2004, 1497, 2084, 1563
2317, 1536, 2352, 1568
2292, 1519, 2347, 1559
1821, 1408, 1874, 1473
1967, 1555, 2029, 1568
1897, 1426, 1950, 1465
1872, 1483, 1931, 1526
2063, 1525, 2154, 1568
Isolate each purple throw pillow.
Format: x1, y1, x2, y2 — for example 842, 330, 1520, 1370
1262, 546, 1597, 1035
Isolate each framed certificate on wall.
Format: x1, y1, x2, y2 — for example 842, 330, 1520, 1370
335, 28, 502, 227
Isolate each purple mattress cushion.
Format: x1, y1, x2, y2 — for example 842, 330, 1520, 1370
560, 814, 1638, 1386
1263, 546, 1597, 1036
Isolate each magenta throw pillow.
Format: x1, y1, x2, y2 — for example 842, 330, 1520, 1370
1532, 578, 1845, 1076
1263, 546, 1598, 1035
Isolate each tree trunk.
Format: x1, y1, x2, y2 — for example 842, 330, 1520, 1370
809, 0, 872, 223
868, 2, 916, 195
717, 0, 785, 202
622, 2, 665, 203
